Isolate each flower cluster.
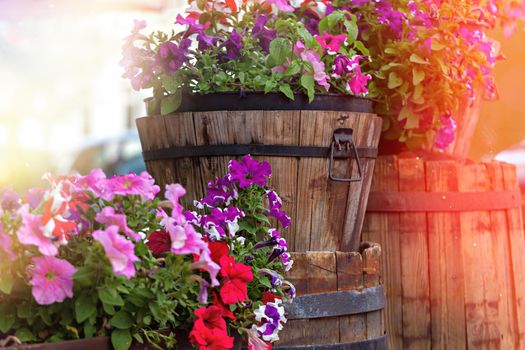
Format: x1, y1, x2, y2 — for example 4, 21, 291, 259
121, 0, 372, 115
0, 156, 294, 350
325, 0, 525, 150
185, 155, 295, 350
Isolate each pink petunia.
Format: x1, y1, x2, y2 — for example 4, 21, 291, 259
315, 31, 347, 54
17, 205, 59, 256
93, 225, 140, 279
102, 172, 160, 202
75, 168, 107, 196
30, 256, 76, 305
266, 0, 294, 12
347, 66, 371, 96
95, 206, 141, 241
158, 208, 208, 255
300, 50, 330, 91
0, 228, 16, 261
165, 184, 186, 223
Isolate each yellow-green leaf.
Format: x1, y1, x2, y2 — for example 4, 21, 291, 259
412, 69, 425, 85
409, 53, 429, 65
388, 72, 403, 89
431, 40, 446, 51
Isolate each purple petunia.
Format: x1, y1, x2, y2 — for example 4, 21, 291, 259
254, 299, 287, 342
224, 30, 244, 60
155, 39, 192, 76
228, 155, 271, 188
195, 176, 237, 209
435, 115, 457, 150
252, 14, 277, 53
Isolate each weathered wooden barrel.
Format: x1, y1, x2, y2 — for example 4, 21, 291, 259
136, 93, 382, 252
276, 243, 387, 349
362, 155, 525, 350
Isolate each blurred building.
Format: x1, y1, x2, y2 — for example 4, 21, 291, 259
0, 0, 184, 190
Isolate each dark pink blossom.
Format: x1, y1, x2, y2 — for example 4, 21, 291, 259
228, 155, 271, 188
315, 31, 347, 54
102, 172, 160, 201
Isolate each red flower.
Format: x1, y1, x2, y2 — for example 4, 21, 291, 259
190, 325, 234, 350
262, 291, 282, 304
219, 255, 253, 304
146, 230, 171, 255
225, 0, 238, 12
212, 292, 236, 321
194, 305, 227, 331
190, 306, 234, 350
209, 241, 229, 264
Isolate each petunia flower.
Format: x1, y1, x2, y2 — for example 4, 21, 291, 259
246, 325, 273, 350
155, 39, 192, 76
189, 320, 234, 350
1, 188, 21, 211
17, 205, 59, 256
0, 229, 16, 261
102, 172, 160, 202
315, 31, 347, 54
347, 66, 371, 96
195, 176, 237, 209
254, 299, 287, 342
145, 230, 171, 255
266, 0, 294, 12
95, 206, 140, 241
219, 255, 254, 304
228, 155, 271, 188
165, 183, 187, 223
252, 14, 277, 52
93, 225, 140, 279
435, 115, 457, 150
30, 256, 77, 305
224, 30, 244, 60
194, 305, 227, 331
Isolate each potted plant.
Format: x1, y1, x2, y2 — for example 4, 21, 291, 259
0, 155, 294, 350
123, 0, 383, 253
325, 0, 525, 157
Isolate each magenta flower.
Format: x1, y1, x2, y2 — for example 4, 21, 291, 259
197, 247, 221, 287
228, 155, 271, 188
315, 31, 347, 54
196, 176, 237, 209
175, 14, 209, 36
75, 168, 107, 196
435, 115, 457, 150
95, 206, 141, 241
347, 66, 371, 96
332, 55, 359, 78
30, 256, 76, 305
0, 229, 16, 261
17, 205, 58, 256
155, 39, 191, 76
102, 172, 160, 201
93, 225, 140, 279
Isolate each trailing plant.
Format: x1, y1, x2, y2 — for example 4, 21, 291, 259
0, 155, 294, 350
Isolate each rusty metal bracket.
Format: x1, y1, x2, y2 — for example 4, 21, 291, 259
328, 128, 363, 183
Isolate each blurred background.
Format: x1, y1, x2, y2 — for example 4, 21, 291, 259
1, 0, 525, 191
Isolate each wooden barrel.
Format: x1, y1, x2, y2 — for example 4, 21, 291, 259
276, 243, 387, 349
136, 93, 382, 252
362, 156, 525, 350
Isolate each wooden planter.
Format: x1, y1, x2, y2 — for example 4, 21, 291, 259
362, 156, 525, 350
136, 93, 382, 252
276, 243, 387, 349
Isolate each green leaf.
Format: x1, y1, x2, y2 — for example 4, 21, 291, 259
239, 72, 245, 84
409, 53, 429, 65
353, 41, 369, 56
300, 74, 315, 103
73, 267, 93, 287
344, 20, 358, 44
253, 213, 270, 225
297, 26, 315, 47
75, 293, 97, 323
133, 333, 144, 344
110, 311, 134, 329
98, 288, 124, 306
0, 272, 14, 294
269, 38, 292, 66
111, 329, 132, 350
160, 73, 182, 94
279, 84, 294, 100
0, 307, 14, 333
264, 79, 277, 94
387, 72, 403, 89
84, 323, 96, 338
134, 241, 149, 257
160, 90, 182, 115
412, 69, 425, 85
398, 106, 418, 129
285, 60, 302, 77
15, 328, 37, 342
259, 276, 272, 289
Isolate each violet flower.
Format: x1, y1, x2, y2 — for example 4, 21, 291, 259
224, 30, 244, 60
435, 115, 457, 150
155, 39, 192, 76
252, 14, 277, 53
254, 298, 287, 342
228, 155, 271, 189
